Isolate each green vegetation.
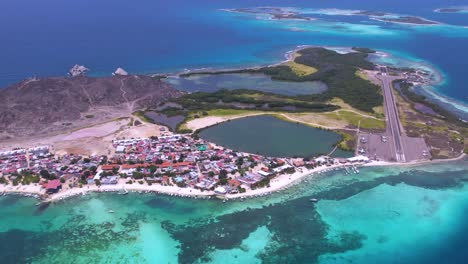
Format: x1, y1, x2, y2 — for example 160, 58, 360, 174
257, 48, 383, 112
0, 176, 8, 184
171, 48, 383, 115
324, 110, 385, 130
396, 81, 464, 126
206, 109, 257, 116
253, 177, 271, 189
156, 88, 340, 133
355, 70, 369, 81
176, 89, 337, 112
336, 131, 355, 151
133, 110, 153, 123
286, 54, 318, 76
351, 47, 376, 53
7, 170, 41, 185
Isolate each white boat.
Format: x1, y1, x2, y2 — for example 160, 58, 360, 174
108, 210, 115, 213
310, 198, 319, 203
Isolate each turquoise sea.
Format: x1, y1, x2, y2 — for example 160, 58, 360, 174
1, 159, 467, 263
1, 0, 468, 263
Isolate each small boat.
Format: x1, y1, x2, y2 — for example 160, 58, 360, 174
310, 198, 319, 203
108, 210, 115, 213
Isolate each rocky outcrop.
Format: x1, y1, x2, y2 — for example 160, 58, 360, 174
113, 67, 129, 76
68, 65, 89, 77
0, 75, 182, 139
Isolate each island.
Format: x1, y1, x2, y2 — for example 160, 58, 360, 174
370, 16, 440, 25
434, 7, 468, 14
226, 7, 442, 26
0, 46, 466, 203
225, 7, 314, 21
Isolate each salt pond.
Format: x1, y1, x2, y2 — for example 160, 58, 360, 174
199, 115, 352, 158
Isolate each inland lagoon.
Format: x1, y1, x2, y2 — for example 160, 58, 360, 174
199, 115, 352, 158
164, 73, 328, 96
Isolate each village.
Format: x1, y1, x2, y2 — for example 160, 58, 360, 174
0, 130, 370, 200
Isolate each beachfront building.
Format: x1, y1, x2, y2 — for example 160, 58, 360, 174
101, 176, 119, 185
0, 129, 371, 197
44, 179, 62, 194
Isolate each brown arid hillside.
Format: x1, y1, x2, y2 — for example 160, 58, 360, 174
0, 75, 182, 139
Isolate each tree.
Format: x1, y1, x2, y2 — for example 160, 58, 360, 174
39, 169, 51, 180
148, 165, 157, 173
90, 166, 97, 173
219, 178, 228, 185
132, 171, 144, 180
178, 154, 185, 162
94, 179, 101, 186
60, 177, 66, 184
219, 169, 228, 179
0, 177, 8, 184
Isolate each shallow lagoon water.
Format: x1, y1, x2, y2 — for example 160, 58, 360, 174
199, 115, 352, 158
0, 158, 467, 263
165, 73, 328, 96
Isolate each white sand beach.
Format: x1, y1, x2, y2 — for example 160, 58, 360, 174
1, 154, 464, 203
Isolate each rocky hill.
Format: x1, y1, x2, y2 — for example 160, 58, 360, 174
0, 75, 182, 139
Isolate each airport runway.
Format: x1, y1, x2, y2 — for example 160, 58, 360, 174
378, 69, 406, 162
356, 68, 431, 162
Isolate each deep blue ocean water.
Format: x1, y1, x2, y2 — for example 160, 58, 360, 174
1, 0, 468, 116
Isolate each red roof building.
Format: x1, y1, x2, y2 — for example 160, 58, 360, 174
101, 164, 120, 171
45, 179, 62, 193
228, 179, 241, 188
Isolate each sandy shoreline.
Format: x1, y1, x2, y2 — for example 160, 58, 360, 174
0, 162, 369, 202
3, 155, 464, 203
1, 43, 465, 204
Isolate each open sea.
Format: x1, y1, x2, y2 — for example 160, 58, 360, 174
1, 0, 468, 263
1, 0, 468, 117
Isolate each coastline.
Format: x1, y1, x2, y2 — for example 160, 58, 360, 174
0, 46, 466, 205
1, 154, 464, 203
0, 162, 368, 202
